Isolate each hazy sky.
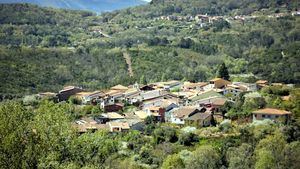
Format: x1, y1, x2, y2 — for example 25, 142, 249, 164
0, 0, 150, 13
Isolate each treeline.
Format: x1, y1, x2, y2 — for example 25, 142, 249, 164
145, 0, 300, 16
0, 46, 130, 95
0, 3, 97, 47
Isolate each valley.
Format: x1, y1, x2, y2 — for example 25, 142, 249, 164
0, 1, 300, 169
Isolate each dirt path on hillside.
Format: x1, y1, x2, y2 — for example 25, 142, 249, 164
123, 52, 134, 77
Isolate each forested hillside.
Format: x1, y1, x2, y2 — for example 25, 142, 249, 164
1, 1, 300, 169
0, 1, 300, 97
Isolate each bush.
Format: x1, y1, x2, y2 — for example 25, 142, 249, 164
23, 94, 39, 106
219, 119, 232, 133
153, 127, 178, 144
178, 132, 199, 146
68, 96, 82, 105
161, 154, 184, 169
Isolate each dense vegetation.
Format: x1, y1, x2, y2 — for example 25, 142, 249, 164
1, 86, 300, 168
1, 1, 300, 168
0, 1, 299, 97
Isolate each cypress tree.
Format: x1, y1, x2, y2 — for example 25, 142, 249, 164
217, 62, 230, 80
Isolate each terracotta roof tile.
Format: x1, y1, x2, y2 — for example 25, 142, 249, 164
253, 108, 291, 115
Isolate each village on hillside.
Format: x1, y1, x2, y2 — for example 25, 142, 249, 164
141, 10, 300, 29
1, 1, 300, 168
36, 77, 294, 134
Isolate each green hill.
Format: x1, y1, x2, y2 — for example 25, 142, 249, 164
0, 1, 299, 97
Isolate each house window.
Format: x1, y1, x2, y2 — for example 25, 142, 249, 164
275, 115, 279, 118
262, 115, 266, 118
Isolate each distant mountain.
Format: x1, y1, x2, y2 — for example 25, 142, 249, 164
0, 0, 148, 13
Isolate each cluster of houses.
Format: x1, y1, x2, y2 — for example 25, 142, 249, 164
156, 14, 225, 28
155, 10, 300, 28
38, 78, 293, 133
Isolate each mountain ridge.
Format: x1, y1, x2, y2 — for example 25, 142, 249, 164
0, 0, 148, 13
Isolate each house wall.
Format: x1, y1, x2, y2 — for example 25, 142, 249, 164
253, 113, 290, 122
184, 116, 211, 127
203, 84, 214, 91
164, 111, 172, 122
247, 84, 257, 91
170, 110, 200, 125
81, 94, 102, 104
170, 114, 185, 125
164, 83, 181, 90
111, 127, 121, 132
99, 97, 115, 108
223, 89, 241, 96
111, 94, 124, 102
158, 108, 166, 122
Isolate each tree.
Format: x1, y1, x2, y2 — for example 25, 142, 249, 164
254, 131, 286, 169
68, 96, 82, 105
123, 131, 145, 152
283, 141, 300, 169
135, 144, 158, 166
255, 149, 276, 169
70, 130, 118, 167
219, 119, 232, 133
178, 132, 199, 146
161, 73, 167, 82
243, 97, 266, 110
161, 154, 184, 169
145, 115, 156, 125
23, 94, 39, 106
178, 38, 193, 49
226, 143, 254, 169
217, 62, 230, 80
0, 101, 33, 169
32, 101, 76, 167
185, 145, 220, 169
139, 75, 147, 85
91, 106, 103, 116
212, 19, 231, 31
153, 127, 178, 144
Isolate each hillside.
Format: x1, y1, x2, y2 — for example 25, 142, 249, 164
0, 0, 148, 13
0, 1, 300, 97
1, 2, 300, 168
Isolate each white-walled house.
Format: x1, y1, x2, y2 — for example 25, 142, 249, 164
75, 91, 105, 104
170, 107, 206, 125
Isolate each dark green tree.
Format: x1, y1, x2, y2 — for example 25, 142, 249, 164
217, 62, 230, 80
139, 75, 147, 85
